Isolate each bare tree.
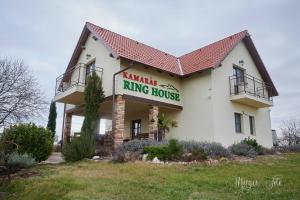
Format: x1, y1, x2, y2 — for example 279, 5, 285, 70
0, 57, 46, 126
280, 119, 300, 145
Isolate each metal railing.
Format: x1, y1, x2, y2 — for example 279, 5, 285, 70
55, 63, 103, 95
229, 73, 273, 103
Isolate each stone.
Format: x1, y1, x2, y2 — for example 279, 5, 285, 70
142, 154, 148, 161
92, 156, 100, 160
152, 157, 161, 163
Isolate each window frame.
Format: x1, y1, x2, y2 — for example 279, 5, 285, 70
234, 112, 243, 134
249, 116, 256, 135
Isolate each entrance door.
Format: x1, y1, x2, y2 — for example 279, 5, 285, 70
131, 120, 141, 139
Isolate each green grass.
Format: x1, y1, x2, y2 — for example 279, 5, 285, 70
1, 153, 300, 200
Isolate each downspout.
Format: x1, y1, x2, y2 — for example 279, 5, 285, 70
112, 67, 131, 135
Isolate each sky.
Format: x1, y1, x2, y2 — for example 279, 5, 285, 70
0, 0, 299, 139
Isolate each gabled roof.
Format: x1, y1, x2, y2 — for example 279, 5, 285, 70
65, 22, 278, 96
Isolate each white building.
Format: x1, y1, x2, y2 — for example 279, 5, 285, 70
54, 22, 278, 149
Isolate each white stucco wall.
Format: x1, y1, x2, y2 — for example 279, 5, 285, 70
71, 33, 121, 98
168, 70, 214, 142
211, 42, 273, 147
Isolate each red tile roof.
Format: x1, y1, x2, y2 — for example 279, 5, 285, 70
179, 31, 248, 74
87, 22, 181, 75
67, 22, 277, 96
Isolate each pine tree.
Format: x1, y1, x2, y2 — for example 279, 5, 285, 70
80, 71, 105, 158
47, 101, 57, 139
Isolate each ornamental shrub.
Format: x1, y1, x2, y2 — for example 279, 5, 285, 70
119, 139, 167, 152
0, 152, 36, 180
1, 123, 53, 162
180, 141, 231, 159
229, 143, 257, 158
276, 144, 300, 153
143, 139, 183, 161
241, 137, 264, 155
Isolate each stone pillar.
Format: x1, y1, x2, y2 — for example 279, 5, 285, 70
113, 95, 125, 149
63, 112, 72, 144
149, 105, 159, 140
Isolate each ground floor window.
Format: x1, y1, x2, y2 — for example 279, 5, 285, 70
234, 113, 243, 133
131, 119, 141, 138
249, 116, 255, 135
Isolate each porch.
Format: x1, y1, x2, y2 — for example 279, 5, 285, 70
62, 94, 181, 152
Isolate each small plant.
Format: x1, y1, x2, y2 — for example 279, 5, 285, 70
229, 143, 257, 158
119, 139, 167, 153
158, 113, 177, 140
276, 144, 300, 153
167, 139, 183, 160
143, 139, 183, 161
180, 141, 231, 159
144, 146, 170, 161
241, 137, 264, 155
182, 148, 207, 162
0, 152, 36, 180
1, 123, 53, 162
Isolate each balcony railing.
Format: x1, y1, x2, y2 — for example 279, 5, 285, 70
55, 63, 103, 95
229, 73, 273, 103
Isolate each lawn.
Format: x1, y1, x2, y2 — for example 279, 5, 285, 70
1, 153, 300, 200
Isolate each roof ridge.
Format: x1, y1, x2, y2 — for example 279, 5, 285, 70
176, 58, 184, 75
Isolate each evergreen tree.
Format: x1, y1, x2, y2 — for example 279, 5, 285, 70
80, 71, 105, 157
62, 71, 105, 161
47, 101, 57, 139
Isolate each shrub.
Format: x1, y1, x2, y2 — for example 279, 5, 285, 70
182, 148, 207, 162
229, 143, 257, 158
144, 139, 183, 161
112, 149, 140, 163
241, 137, 264, 155
168, 139, 183, 160
1, 123, 53, 162
276, 144, 300, 153
62, 135, 95, 162
0, 152, 36, 180
144, 146, 170, 161
119, 139, 167, 153
180, 141, 231, 159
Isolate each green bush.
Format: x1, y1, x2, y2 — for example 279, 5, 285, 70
241, 137, 264, 155
1, 123, 53, 162
62, 134, 95, 162
144, 146, 170, 161
144, 139, 183, 161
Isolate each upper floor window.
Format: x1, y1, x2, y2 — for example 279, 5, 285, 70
249, 116, 255, 135
233, 66, 245, 84
86, 61, 96, 77
234, 112, 243, 133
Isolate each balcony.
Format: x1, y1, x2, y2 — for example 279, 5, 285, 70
53, 63, 103, 105
229, 74, 273, 108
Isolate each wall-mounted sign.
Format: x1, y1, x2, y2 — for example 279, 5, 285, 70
122, 72, 180, 102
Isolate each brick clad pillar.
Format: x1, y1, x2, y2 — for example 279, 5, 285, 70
63, 113, 72, 144
113, 95, 125, 149
149, 105, 159, 140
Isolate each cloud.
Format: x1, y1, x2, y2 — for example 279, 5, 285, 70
0, 0, 299, 138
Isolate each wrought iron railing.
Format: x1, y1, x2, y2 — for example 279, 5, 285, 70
229, 73, 273, 103
55, 63, 103, 95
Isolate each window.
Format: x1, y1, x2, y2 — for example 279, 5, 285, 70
233, 66, 245, 84
249, 116, 255, 135
234, 113, 243, 133
131, 120, 141, 138
86, 61, 96, 77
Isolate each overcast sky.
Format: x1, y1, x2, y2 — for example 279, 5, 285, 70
0, 0, 299, 138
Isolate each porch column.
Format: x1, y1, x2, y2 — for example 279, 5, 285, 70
63, 112, 72, 144
113, 95, 125, 149
149, 105, 159, 140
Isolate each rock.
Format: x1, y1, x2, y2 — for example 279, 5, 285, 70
152, 157, 161, 163
142, 154, 148, 161
92, 156, 100, 160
